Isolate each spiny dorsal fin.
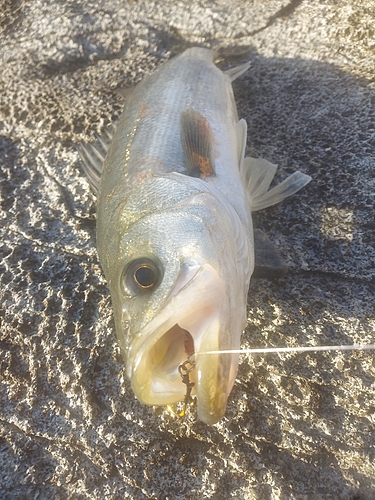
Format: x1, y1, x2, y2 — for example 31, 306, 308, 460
77, 123, 116, 194
180, 109, 216, 179
240, 157, 311, 212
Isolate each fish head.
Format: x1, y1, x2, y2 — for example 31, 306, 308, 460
98, 175, 252, 424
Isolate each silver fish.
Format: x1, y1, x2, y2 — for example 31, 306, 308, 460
79, 48, 311, 424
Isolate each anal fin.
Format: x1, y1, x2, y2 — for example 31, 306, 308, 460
180, 109, 216, 179
225, 61, 251, 82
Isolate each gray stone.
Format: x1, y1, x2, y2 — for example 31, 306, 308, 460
1, 1, 374, 498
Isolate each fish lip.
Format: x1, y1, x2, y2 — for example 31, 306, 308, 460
127, 264, 230, 417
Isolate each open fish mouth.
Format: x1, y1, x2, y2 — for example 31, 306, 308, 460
128, 264, 237, 424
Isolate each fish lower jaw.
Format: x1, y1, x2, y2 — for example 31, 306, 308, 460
129, 312, 239, 426
130, 315, 211, 407
129, 319, 237, 426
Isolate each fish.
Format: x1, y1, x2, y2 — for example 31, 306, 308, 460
79, 47, 311, 425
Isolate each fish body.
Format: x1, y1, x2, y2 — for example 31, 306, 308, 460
80, 48, 311, 424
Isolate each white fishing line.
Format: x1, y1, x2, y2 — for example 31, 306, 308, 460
198, 344, 375, 355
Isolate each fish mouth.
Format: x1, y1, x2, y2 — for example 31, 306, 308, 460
128, 264, 238, 425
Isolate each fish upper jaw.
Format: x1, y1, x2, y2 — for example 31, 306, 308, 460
127, 263, 241, 424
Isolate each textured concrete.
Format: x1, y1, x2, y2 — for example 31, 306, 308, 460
1, 1, 374, 498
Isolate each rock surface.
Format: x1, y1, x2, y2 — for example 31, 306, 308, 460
1, 1, 374, 498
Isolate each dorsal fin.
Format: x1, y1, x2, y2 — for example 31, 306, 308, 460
180, 109, 216, 179
77, 124, 116, 194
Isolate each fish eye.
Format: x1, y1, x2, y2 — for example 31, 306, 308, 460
124, 258, 162, 294
134, 264, 157, 289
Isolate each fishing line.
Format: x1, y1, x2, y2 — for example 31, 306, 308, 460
174, 344, 375, 419
197, 344, 375, 356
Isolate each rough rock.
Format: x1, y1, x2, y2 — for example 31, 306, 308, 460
1, 1, 374, 498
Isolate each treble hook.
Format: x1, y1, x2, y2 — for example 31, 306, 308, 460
167, 355, 196, 418
179, 356, 196, 406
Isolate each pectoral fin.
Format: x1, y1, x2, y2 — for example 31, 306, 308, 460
180, 109, 216, 179
253, 229, 288, 278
